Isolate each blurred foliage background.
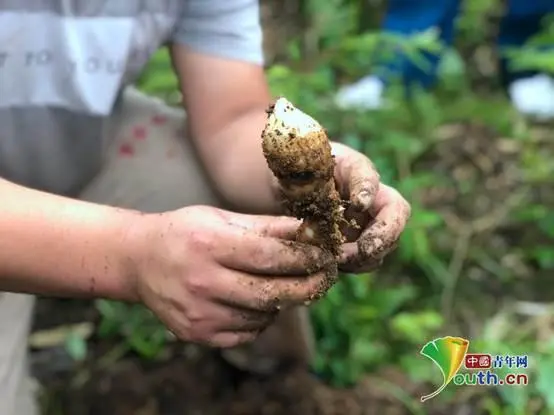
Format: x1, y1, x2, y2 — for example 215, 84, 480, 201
40, 0, 554, 414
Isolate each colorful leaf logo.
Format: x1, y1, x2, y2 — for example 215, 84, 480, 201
419, 336, 469, 402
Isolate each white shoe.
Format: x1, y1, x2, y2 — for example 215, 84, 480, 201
335, 75, 385, 110
508, 74, 554, 121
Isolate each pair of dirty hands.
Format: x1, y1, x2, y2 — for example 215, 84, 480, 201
135, 144, 410, 348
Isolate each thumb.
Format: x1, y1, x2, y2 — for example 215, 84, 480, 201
333, 143, 380, 211
347, 156, 380, 211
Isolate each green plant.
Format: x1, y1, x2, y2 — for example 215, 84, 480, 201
503, 14, 554, 75
95, 299, 169, 359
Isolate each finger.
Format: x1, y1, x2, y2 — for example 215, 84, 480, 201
216, 267, 338, 312
211, 210, 334, 274
220, 306, 278, 332
339, 184, 410, 267
368, 184, 411, 220
333, 144, 380, 210
218, 230, 334, 276
339, 241, 397, 273
339, 230, 397, 266
164, 299, 275, 345
209, 331, 260, 348
220, 211, 302, 240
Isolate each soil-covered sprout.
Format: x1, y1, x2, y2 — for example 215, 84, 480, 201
261, 97, 345, 257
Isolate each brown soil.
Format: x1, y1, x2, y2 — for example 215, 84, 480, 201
41, 339, 453, 415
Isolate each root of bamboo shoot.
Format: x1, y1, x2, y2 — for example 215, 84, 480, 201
261, 97, 345, 257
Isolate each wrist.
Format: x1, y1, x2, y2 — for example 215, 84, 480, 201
99, 209, 148, 303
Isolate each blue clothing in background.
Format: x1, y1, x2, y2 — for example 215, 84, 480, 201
377, 0, 554, 88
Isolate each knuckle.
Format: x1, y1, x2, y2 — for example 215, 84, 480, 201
184, 307, 204, 325
257, 282, 279, 310
387, 185, 401, 199
187, 227, 214, 253
186, 274, 210, 297
370, 166, 381, 182
362, 157, 380, 181
181, 207, 224, 251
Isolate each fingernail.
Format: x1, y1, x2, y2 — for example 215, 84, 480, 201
355, 191, 372, 210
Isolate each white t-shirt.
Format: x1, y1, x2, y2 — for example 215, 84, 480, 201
0, 0, 264, 195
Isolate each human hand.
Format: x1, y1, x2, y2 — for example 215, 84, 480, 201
131, 206, 336, 348
331, 142, 411, 273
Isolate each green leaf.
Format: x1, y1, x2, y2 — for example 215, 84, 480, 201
412, 209, 444, 228
413, 228, 431, 259
531, 246, 554, 269
65, 331, 87, 362
369, 286, 417, 317
391, 311, 443, 343
351, 338, 387, 366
